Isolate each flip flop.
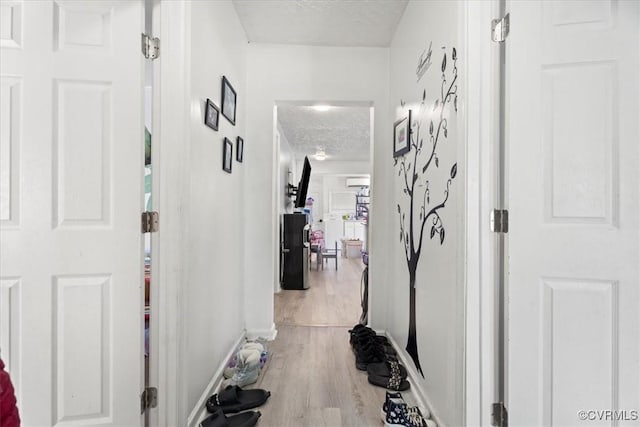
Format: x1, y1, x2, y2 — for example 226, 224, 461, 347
200, 407, 261, 427
206, 385, 271, 414
367, 359, 408, 379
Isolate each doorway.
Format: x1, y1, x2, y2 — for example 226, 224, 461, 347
273, 102, 373, 328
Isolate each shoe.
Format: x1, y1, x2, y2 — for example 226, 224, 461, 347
368, 359, 410, 391
354, 341, 386, 370
385, 398, 430, 427
381, 391, 404, 421
200, 407, 261, 427
206, 385, 271, 414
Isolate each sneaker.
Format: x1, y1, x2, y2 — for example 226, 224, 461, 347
385, 398, 429, 427
381, 391, 404, 422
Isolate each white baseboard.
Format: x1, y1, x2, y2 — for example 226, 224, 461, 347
187, 332, 247, 427
383, 331, 445, 427
246, 323, 278, 341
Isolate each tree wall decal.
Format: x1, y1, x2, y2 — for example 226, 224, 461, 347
394, 46, 458, 377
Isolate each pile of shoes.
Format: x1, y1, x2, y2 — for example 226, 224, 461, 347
200, 385, 271, 427
349, 324, 410, 391
222, 342, 268, 388
382, 391, 437, 427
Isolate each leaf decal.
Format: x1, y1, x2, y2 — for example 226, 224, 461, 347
450, 163, 458, 179
423, 89, 426, 101
444, 128, 448, 138
429, 121, 434, 135
427, 195, 430, 204
440, 228, 445, 244
405, 232, 409, 243
420, 212, 423, 220
397, 204, 401, 214
435, 157, 439, 167
430, 226, 436, 239
434, 99, 439, 111
441, 53, 447, 72
454, 96, 458, 112
400, 99, 406, 107
452, 47, 457, 60
400, 232, 403, 242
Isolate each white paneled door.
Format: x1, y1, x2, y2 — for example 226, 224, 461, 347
507, 1, 639, 426
0, 1, 144, 426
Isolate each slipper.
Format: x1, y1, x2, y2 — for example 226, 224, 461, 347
200, 408, 261, 427
367, 360, 408, 379
206, 385, 271, 414
368, 360, 410, 391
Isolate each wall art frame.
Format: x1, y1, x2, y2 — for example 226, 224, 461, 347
204, 98, 220, 131
221, 76, 237, 125
236, 136, 244, 162
223, 137, 233, 173
393, 110, 411, 157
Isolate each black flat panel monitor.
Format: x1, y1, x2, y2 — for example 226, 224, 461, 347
294, 157, 312, 208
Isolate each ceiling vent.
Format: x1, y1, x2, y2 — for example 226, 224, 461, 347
346, 177, 370, 187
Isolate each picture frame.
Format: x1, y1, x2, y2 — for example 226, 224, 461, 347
236, 136, 244, 163
223, 137, 233, 173
204, 98, 220, 131
221, 76, 237, 125
393, 110, 411, 157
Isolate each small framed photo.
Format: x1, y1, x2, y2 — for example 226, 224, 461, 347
393, 110, 411, 157
236, 136, 244, 163
223, 137, 233, 173
221, 76, 237, 125
204, 98, 219, 131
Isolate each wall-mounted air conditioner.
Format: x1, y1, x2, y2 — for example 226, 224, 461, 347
346, 177, 370, 187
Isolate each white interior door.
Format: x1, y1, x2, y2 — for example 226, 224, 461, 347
0, 1, 144, 426
506, 1, 639, 425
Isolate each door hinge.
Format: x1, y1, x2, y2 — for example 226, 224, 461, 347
491, 13, 510, 42
141, 33, 159, 60
141, 211, 159, 233
491, 209, 509, 233
140, 387, 158, 413
491, 402, 508, 426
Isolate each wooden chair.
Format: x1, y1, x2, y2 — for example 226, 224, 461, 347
321, 241, 338, 270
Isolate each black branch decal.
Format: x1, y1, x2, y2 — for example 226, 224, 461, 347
395, 46, 459, 377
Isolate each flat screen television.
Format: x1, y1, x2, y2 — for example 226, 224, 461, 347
294, 156, 312, 208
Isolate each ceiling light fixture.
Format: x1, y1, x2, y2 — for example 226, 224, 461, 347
314, 150, 327, 161
312, 105, 331, 112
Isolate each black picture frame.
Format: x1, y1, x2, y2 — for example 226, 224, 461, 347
223, 137, 233, 173
393, 110, 411, 157
236, 136, 244, 162
221, 76, 237, 125
204, 98, 219, 131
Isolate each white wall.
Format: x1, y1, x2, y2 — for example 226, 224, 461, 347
245, 44, 390, 335
383, 1, 466, 425
184, 0, 248, 414
277, 124, 296, 215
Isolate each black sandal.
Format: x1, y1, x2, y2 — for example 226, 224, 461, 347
368, 359, 410, 391
206, 385, 271, 414
367, 359, 408, 379
200, 407, 261, 427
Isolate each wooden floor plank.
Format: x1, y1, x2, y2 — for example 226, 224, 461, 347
250, 256, 393, 426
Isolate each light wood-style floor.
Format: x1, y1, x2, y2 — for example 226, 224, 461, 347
255, 256, 389, 426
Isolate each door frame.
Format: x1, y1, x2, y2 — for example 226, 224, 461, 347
152, 0, 191, 424
464, 0, 502, 425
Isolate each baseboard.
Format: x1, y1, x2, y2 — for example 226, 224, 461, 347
187, 332, 247, 427
383, 331, 445, 427
245, 323, 278, 341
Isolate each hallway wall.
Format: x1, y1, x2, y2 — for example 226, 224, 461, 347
384, 1, 466, 425
184, 0, 248, 413
244, 44, 391, 336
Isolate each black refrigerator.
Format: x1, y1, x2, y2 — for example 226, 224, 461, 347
281, 213, 310, 290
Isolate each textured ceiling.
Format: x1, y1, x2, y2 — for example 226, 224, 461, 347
278, 106, 371, 161
232, 0, 409, 47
